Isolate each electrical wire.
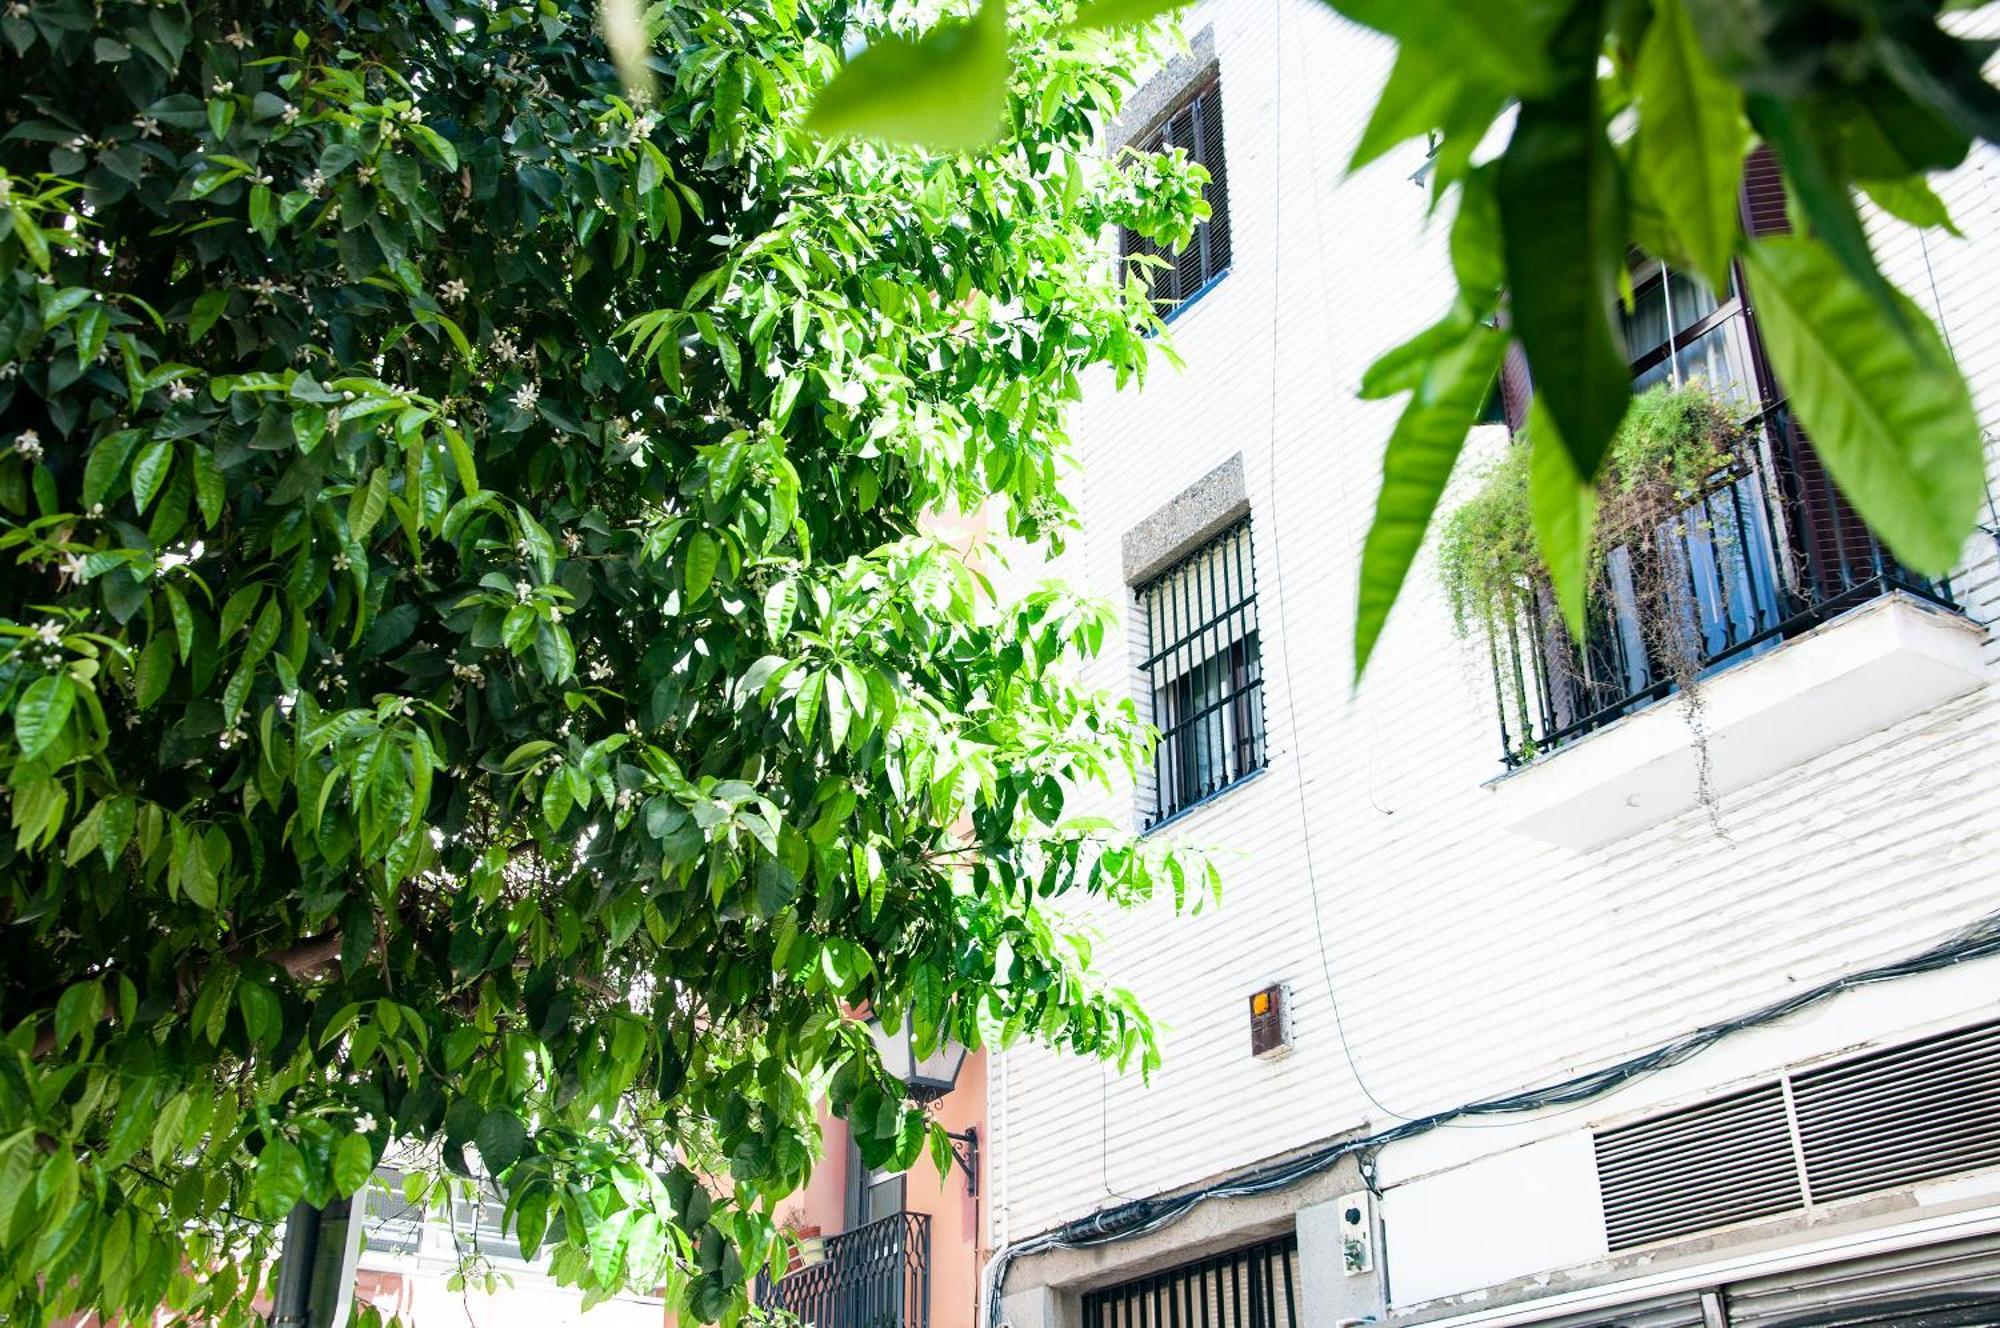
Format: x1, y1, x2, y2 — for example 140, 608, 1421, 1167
983, 907, 2000, 1323
1254, 0, 1417, 1131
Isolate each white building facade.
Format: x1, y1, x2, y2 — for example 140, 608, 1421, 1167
986, 4, 2000, 1326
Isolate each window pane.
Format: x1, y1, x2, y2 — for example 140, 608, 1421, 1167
1621, 276, 1672, 361
1673, 317, 1752, 408
1667, 268, 1720, 333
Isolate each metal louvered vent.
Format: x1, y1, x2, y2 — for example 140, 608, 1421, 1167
1595, 1083, 1804, 1251
1792, 1018, 2000, 1203
1593, 1018, 2000, 1254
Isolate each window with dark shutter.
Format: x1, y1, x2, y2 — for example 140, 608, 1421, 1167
1120, 77, 1232, 317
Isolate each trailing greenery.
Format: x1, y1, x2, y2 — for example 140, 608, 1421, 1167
798, 0, 1994, 676
0, 0, 1210, 1323
1435, 381, 1742, 638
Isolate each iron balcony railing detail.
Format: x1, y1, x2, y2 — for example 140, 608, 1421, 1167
756, 1212, 930, 1328
1491, 402, 1956, 767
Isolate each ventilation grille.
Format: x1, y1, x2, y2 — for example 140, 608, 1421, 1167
1596, 1083, 1804, 1251
1793, 1018, 2000, 1202
1594, 1017, 2000, 1253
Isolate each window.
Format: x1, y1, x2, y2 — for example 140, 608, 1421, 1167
846, 1132, 906, 1230
1139, 518, 1264, 826
1081, 1233, 1303, 1327
1620, 259, 1756, 403
1121, 78, 1232, 316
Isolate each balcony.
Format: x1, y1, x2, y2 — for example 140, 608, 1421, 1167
756, 1212, 931, 1328
1485, 404, 1986, 850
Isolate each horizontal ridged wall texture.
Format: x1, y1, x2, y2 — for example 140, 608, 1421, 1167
989, 0, 2000, 1267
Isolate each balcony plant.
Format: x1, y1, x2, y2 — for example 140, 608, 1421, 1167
1435, 381, 1748, 771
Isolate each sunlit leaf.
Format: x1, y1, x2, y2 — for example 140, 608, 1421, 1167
1353, 321, 1506, 677
1743, 235, 1981, 575
804, 0, 1009, 151
1633, 0, 1746, 292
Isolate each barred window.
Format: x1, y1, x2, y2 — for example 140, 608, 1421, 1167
1139, 519, 1265, 826
1120, 78, 1232, 317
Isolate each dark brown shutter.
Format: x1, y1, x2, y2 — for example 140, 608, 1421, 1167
1735, 145, 1889, 587
1740, 145, 1790, 237
1498, 338, 1534, 433
1196, 84, 1232, 281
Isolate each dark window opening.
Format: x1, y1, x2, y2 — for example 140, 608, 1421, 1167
1081, 1233, 1303, 1328
1120, 77, 1232, 317
1139, 518, 1265, 825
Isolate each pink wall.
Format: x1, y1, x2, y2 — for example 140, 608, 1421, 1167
781, 1050, 988, 1327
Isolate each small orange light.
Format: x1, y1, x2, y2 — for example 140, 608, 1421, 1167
1251, 991, 1270, 1015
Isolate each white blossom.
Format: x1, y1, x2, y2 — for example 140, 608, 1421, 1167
166, 380, 194, 403
218, 725, 248, 750
511, 381, 539, 411
439, 278, 468, 303
224, 24, 249, 47
281, 103, 301, 125
354, 1112, 377, 1133
35, 620, 62, 646
211, 78, 233, 96
132, 115, 161, 138
515, 580, 534, 603
355, 164, 375, 185
13, 429, 42, 461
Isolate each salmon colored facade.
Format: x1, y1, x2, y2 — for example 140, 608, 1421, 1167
768, 1051, 987, 1327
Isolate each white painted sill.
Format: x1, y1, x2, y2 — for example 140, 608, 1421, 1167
1485, 591, 1989, 852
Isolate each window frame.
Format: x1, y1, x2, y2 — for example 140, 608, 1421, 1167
1119, 73, 1233, 319
1136, 517, 1266, 828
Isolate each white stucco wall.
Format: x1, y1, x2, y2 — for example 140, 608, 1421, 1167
987, 0, 2000, 1310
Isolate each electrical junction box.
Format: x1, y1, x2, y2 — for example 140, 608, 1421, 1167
1249, 983, 1293, 1059
1337, 1189, 1374, 1276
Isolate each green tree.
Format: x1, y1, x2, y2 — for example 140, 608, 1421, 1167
813, 0, 1996, 671
0, 0, 1212, 1321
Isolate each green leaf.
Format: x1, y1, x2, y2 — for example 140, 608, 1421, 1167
684, 530, 718, 604
333, 1133, 375, 1197
763, 578, 797, 640
83, 430, 142, 508
1069, 0, 1184, 28
1750, 93, 1906, 331
1859, 175, 1961, 235
253, 1138, 309, 1219
189, 289, 229, 342
804, 0, 1009, 151
1633, 0, 1746, 292
14, 674, 74, 762
54, 979, 102, 1052
1497, 1, 1629, 479
131, 440, 173, 513
1353, 322, 1505, 677
1324, 0, 1551, 99
475, 1108, 528, 1174
1742, 236, 1981, 576
1527, 397, 1599, 641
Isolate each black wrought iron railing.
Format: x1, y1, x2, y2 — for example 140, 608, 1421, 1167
756, 1212, 930, 1328
1490, 402, 1957, 767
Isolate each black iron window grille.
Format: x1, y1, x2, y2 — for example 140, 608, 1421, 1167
756, 1211, 930, 1328
1139, 518, 1265, 826
1490, 400, 1956, 767
1081, 1232, 1302, 1328
1120, 77, 1232, 317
